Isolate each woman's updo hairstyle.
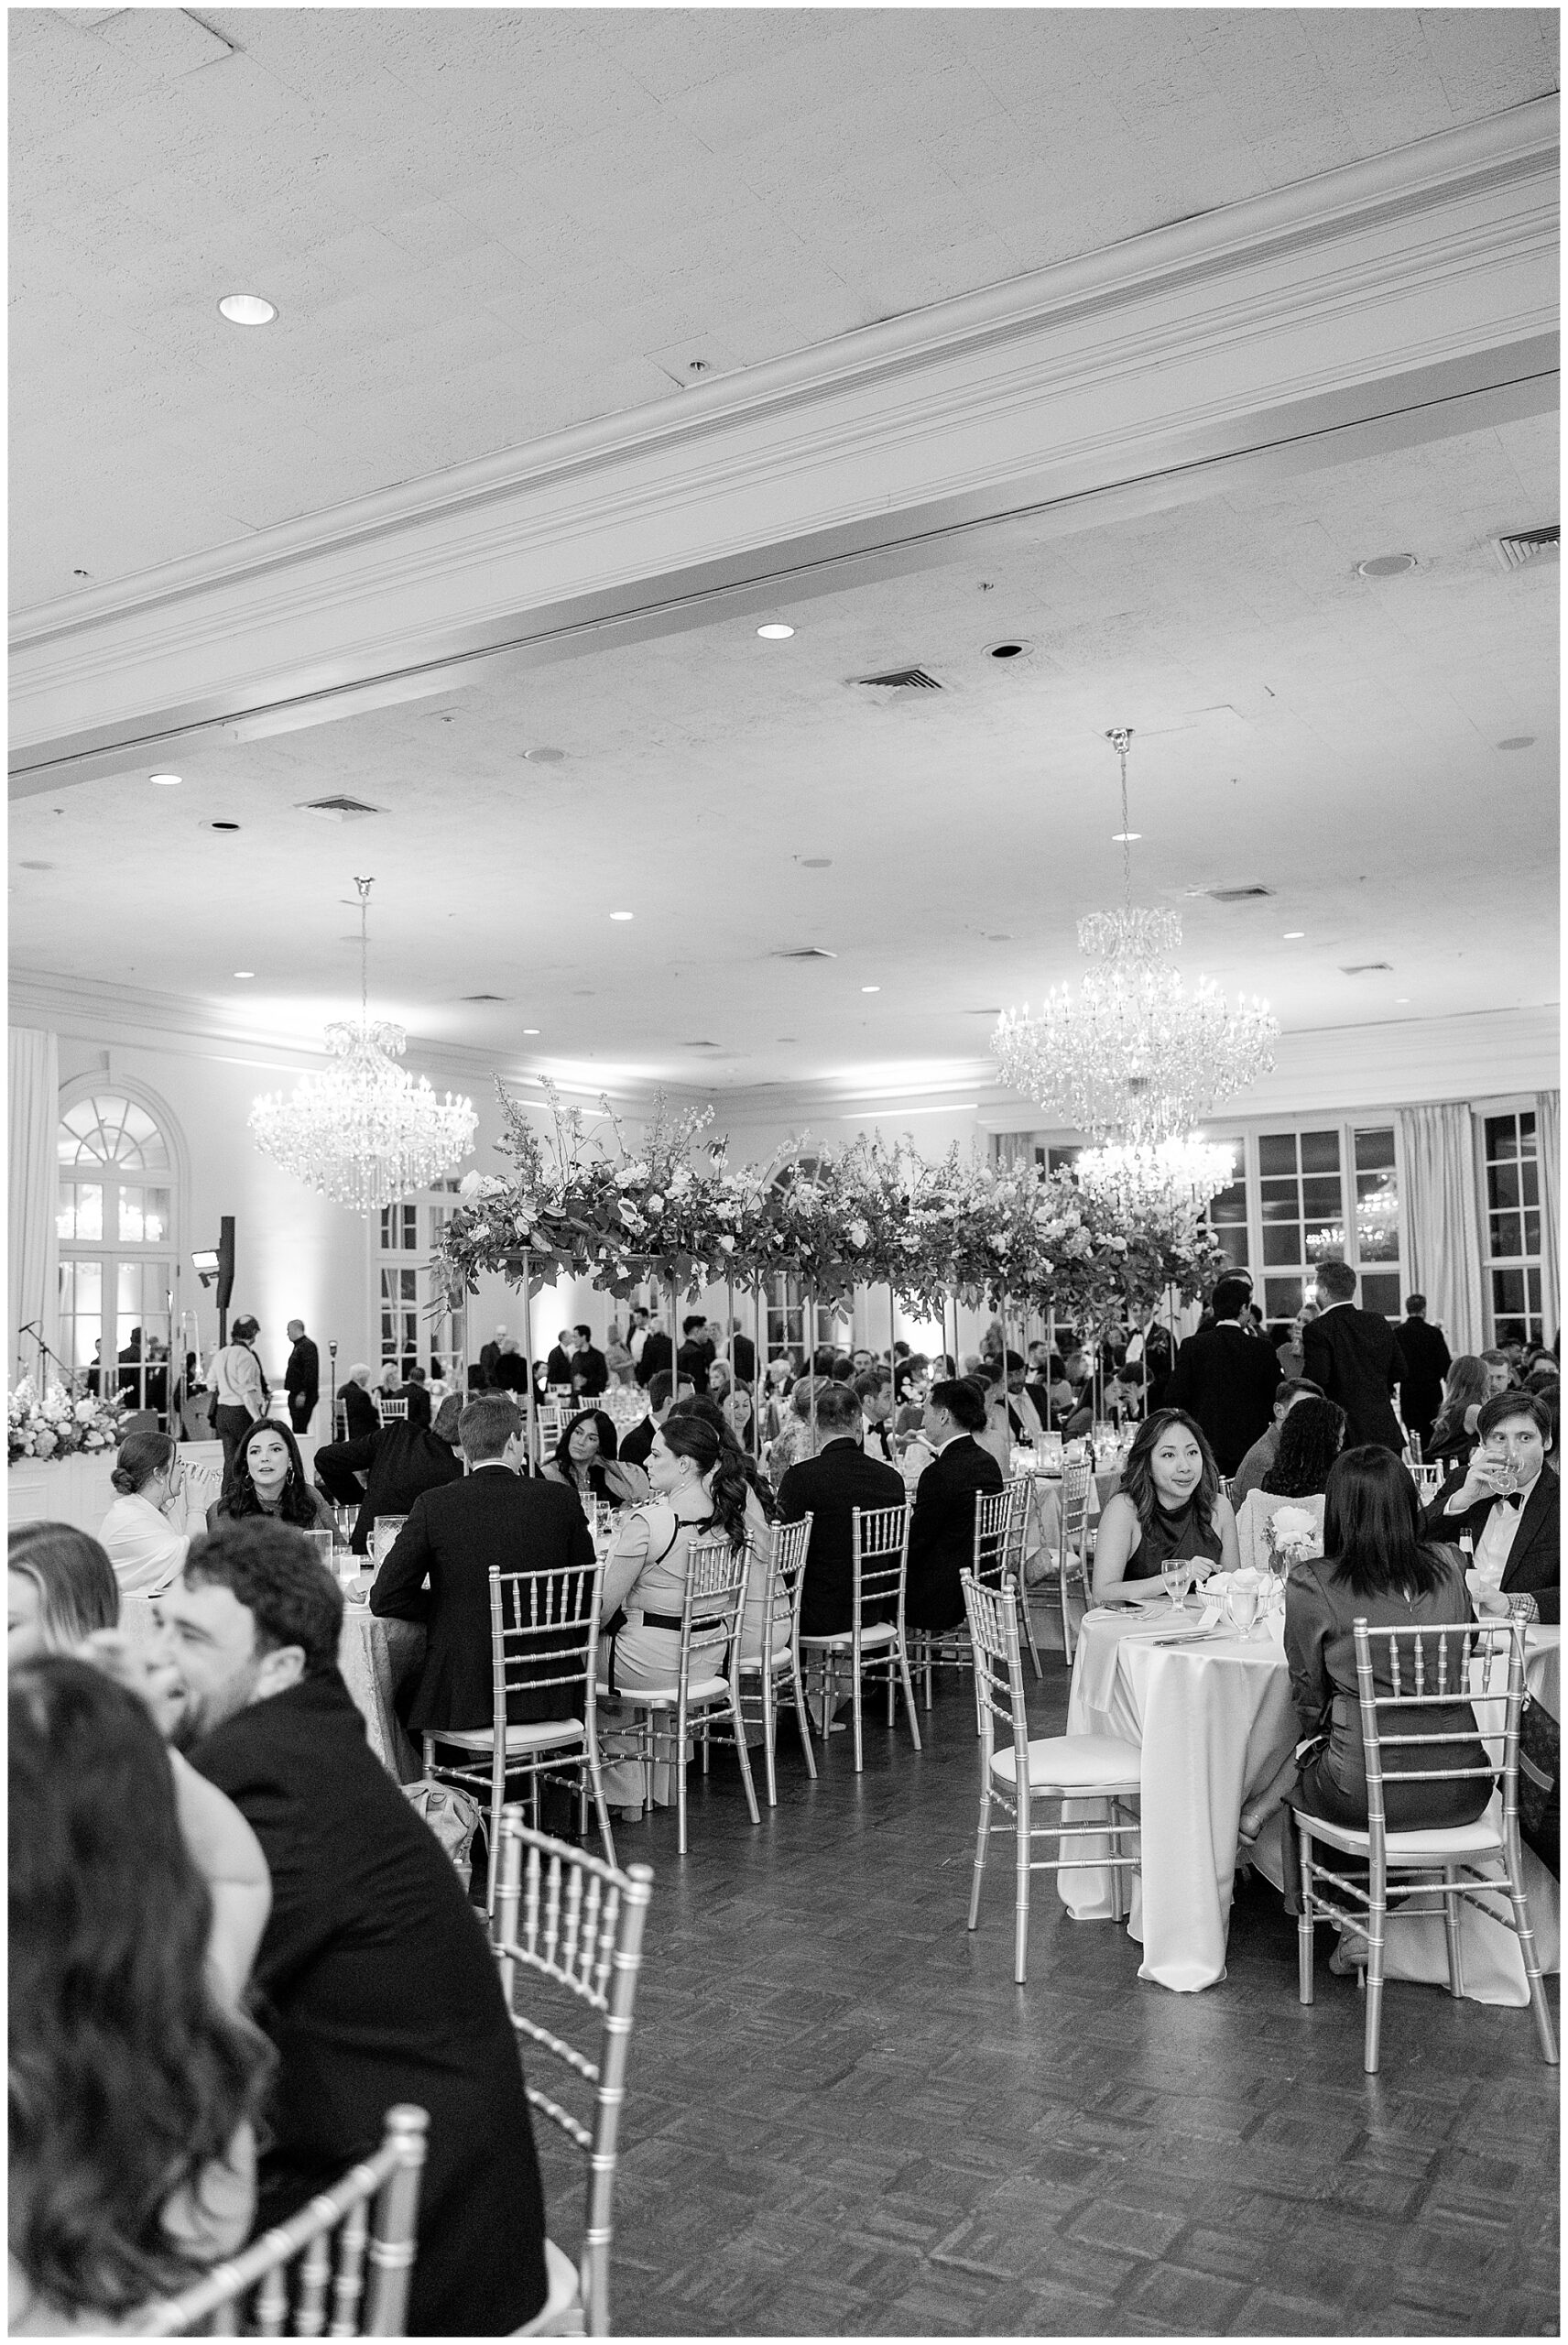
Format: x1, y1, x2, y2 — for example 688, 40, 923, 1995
658, 1411, 751, 1550
110, 1430, 177, 1499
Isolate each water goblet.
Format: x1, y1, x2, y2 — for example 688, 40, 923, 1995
1225, 1581, 1259, 1640
1160, 1555, 1192, 1612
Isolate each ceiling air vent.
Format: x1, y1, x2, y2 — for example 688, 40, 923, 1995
1495, 525, 1559, 573
683, 1040, 722, 1050
1206, 885, 1274, 903
460, 993, 506, 1003
853, 667, 943, 691
298, 795, 383, 822
772, 946, 839, 961
1341, 962, 1393, 976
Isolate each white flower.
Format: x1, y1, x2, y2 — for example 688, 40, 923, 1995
718, 1235, 736, 1253
477, 1174, 509, 1198
1269, 1507, 1318, 1544
459, 1171, 483, 1196
846, 1219, 868, 1249
646, 1194, 663, 1215
618, 1162, 649, 1187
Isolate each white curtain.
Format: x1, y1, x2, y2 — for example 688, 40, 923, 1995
1538, 1090, 1560, 1343
8, 1027, 60, 1390
1399, 1101, 1485, 1359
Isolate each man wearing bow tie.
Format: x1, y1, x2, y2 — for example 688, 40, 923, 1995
1423, 1390, 1559, 1623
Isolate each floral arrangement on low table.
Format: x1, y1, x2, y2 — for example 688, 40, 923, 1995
8, 1378, 125, 1466
1264, 1505, 1323, 1573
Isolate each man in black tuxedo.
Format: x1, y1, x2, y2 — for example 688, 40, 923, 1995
779, 1380, 905, 1635
371, 1394, 595, 1732
569, 1323, 609, 1399
852, 1369, 898, 1465
729, 1319, 757, 1387
617, 1370, 691, 1475
904, 1380, 1004, 1633
1163, 1275, 1282, 1475
1422, 1390, 1559, 1623
635, 1318, 672, 1389
1398, 1294, 1453, 1453
283, 1320, 319, 1435
544, 1329, 575, 1389
313, 1384, 465, 1554
168, 1520, 549, 2336
1302, 1259, 1408, 1453
676, 1314, 714, 1395
493, 1337, 529, 1395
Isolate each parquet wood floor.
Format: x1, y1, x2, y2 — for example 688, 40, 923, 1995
527, 1634, 1560, 2338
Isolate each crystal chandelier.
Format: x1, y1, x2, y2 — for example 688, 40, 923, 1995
250, 878, 477, 1213
992, 728, 1278, 1144
1074, 1134, 1236, 1221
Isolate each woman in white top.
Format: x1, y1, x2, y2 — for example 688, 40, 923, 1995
98, 1431, 190, 1597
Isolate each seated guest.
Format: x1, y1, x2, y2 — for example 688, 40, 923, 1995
208, 1419, 334, 1537
904, 1380, 1005, 1633
618, 1372, 691, 1475
569, 1325, 609, 1400
370, 1397, 595, 1736
1422, 1390, 1559, 1623
778, 1380, 905, 1637
335, 1362, 378, 1441
1479, 1347, 1517, 1400
853, 1369, 898, 1463
767, 1374, 833, 1481
1259, 1395, 1347, 1499
493, 1336, 530, 1394
1425, 1354, 1490, 1472
1287, 1448, 1491, 1966
1091, 1409, 1239, 1600
970, 1361, 1014, 1472
167, 1522, 550, 2335
1002, 1351, 1048, 1444
97, 1431, 191, 1595
8, 1656, 272, 2336
1232, 1378, 1324, 1503
723, 1381, 757, 1453
893, 1357, 930, 1434
1163, 1274, 1282, 1474
544, 1330, 575, 1390
8, 1522, 119, 1663
663, 1395, 781, 1670
543, 1408, 620, 1510
312, 1384, 465, 1554
707, 1358, 734, 1404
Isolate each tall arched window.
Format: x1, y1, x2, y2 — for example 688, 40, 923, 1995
57, 1093, 178, 1421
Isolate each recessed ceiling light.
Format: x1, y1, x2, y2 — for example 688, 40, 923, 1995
757, 623, 794, 639
799, 856, 832, 868
609, 911, 634, 922
1394, 997, 1410, 1004
210, 821, 241, 832
1497, 736, 1535, 751
18, 860, 53, 871
522, 747, 565, 764
1283, 931, 1304, 939
986, 641, 1029, 660
1110, 830, 1141, 843
522, 1028, 540, 1036
861, 985, 880, 993
218, 293, 277, 326
1355, 553, 1417, 578
149, 772, 181, 786
233, 970, 255, 979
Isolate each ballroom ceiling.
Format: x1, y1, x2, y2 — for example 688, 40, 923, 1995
8, 9, 1560, 1097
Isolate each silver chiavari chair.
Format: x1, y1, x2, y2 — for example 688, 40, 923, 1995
128, 2106, 428, 2337
800, 1503, 921, 1772
375, 1392, 408, 1423
914, 1478, 1041, 1720
598, 1534, 760, 1856
963, 1570, 1142, 1985
423, 1559, 614, 1910
1292, 1614, 1559, 2076
1055, 1456, 1094, 1664
735, 1515, 818, 1805
494, 1818, 655, 2340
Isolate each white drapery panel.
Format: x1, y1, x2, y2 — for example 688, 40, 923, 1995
8, 1027, 60, 1388
1399, 1101, 1485, 1358
1538, 1090, 1560, 1343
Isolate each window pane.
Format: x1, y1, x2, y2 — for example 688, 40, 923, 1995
1300, 1129, 1341, 1173
1261, 1197, 1299, 1225
1262, 1225, 1301, 1267
1528, 1268, 1542, 1310
1301, 1177, 1342, 1218
1208, 1181, 1247, 1225
1485, 1116, 1519, 1162
1258, 1134, 1298, 1176
1490, 1213, 1523, 1258
1524, 1211, 1541, 1255
1519, 1113, 1538, 1156
1492, 1268, 1526, 1315
1305, 1223, 1346, 1263
1520, 1162, 1540, 1208
1354, 1127, 1396, 1172
1488, 1163, 1521, 1213
1361, 1273, 1400, 1318
1214, 1227, 1249, 1270
1356, 1172, 1399, 1262
1264, 1277, 1303, 1318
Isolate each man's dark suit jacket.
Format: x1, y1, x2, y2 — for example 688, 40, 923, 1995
777, 1437, 907, 1637
1423, 1463, 1560, 1624
544, 1345, 574, 1388
1303, 1304, 1407, 1452
190, 1672, 547, 2338
1398, 1317, 1454, 1442
1162, 1321, 1282, 1474
370, 1465, 596, 1729
478, 1339, 502, 1387
284, 1336, 319, 1407
677, 1337, 713, 1394
493, 1348, 529, 1393
635, 1331, 672, 1388
571, 1345, 609, 1398
336, 1380, 378, 1442
905, 1434, 1004, 1632
732, 1332, 757, 1385
618, 1413, 657, 1472
313, 1422, 464, 1554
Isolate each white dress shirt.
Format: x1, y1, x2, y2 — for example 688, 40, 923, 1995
1471, 1478, 1537, 1585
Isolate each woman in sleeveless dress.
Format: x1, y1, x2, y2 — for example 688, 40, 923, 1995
1090, 1407, 1239, 1602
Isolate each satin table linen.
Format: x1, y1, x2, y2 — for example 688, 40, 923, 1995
1060, 1602, 1296, 1990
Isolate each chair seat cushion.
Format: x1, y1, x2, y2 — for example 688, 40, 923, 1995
509, 2234, 582, 2336
991, 1732, 1142, 1792
800, 1624, 897, 1651
1290, 1806, 1506, 1861
738, 1643, 795, 1674
426, 1720, 584, 1755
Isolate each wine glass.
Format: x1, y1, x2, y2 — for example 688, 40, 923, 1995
1226, 1581, 1259, 1640
1160, 1555, 1192, 1612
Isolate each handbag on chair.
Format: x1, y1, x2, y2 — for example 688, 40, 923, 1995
1517, 1692, 1560, 1879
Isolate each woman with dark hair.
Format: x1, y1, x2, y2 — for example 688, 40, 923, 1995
207, 1419, 334, 1535
594, 1412, 757, 1820
7, 1524, 119, 1663
8, 1656, 273, 2333
542, 1408, 619, 1510
1091, 1408, 1240, 1600
311, 1381, 465, 1554
99, 1431, 190, 1595
1261, 1397, 1347, 1500
1426, 1355, 1490, 1471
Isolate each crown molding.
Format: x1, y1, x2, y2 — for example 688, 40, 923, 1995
11, 98, 1557, 797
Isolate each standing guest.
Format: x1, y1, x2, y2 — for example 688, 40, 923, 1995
165, 1522, 550, 2335
8, 1656, 273, 2337
626, 1306, 650, 1374
210, 1315, 267, 1479
604, 1320, 636, 1387
8, 1522, 119, 1663
569, 1325, 609, 1400
853, 1370, 898, 1464
494, 1336, 530, 1395
762, 1356, 796, 1439
1231, 1378, 1324, 1504
99, 1430, 191, 1595
904, 1380, 1005, 1635
1302, 1261, 1408, 1453
370, 1397, 595, 1737
1090, 1409, 1239, 1599
1162, 1275, 1282, 1475
634, 1316, 673, 1390
677, 1314, 714, 1394
1275, 1303, 1319, 1382
208, 1420, 334, 1535
1425, 1355, 1490, 1472
282, 1321, 319, 1438
1259, 1396, 1347, 1499
619, 1373, 691, 1475
312, 1384, 466, 1555
543, 1409, 620, 1511
730, 1319, 757, 1387
544, 1330, 575, 1390
778, 1382, 904, 1638
336, 1362, 378, 1441
1422, 1390, 1559, 1623
1397, 1295, 1453, 1455
478, 1325, 508, 1388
